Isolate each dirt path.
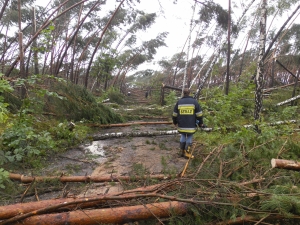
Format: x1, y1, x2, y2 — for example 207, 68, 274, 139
13, 120, 188, 202
79, 122, 187, 196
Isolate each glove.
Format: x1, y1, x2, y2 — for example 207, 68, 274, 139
196, 120, 200, 126
173, 118, 178, 125
200, 124, 207, 128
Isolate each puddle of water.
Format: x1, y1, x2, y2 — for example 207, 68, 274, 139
84, 141, 105, 157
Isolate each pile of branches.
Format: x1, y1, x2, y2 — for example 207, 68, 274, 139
2, 156, 300, 224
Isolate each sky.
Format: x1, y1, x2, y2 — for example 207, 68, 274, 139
134, 0, 229, 71
35, 0, 229, 72
132, 0, 300, 72
35, 0, 300, 73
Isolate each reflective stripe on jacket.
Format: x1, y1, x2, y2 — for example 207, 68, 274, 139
172, 96, 203, 134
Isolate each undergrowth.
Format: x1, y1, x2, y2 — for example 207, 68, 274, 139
0, 75, 125, 193
187, 83, 300, 224
0, 75, 299, 224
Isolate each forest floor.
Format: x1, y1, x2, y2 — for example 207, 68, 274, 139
80, 122, 187, 196
23, 121, 192, 201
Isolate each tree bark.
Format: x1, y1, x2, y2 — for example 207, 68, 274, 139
276, 95, 300, 106
54, 1, 98, 76
84, 0, 125, 88
0, 0, 9, 22
263, 3, 300, 61
225, 0, 231, 95
275, 59, 300, 81
181, 1, 196, 97
70, 3, 84, 83
3, 201, 188, 225
162, 84, 182, 91
193, 53, 220, 99
92, 130, 179, 140
9, 173, 173, 184
263, 82, 296, 92
88, 121, 172, 128
0, 182, 180, 220
291, 65, 300, 106
31, 7, 39, 75
254, 0, 267, 129
5, 0, 88, 77
271, 159, 300, 171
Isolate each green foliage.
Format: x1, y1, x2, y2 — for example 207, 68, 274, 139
45, 81, 124, 123
49, 121, 89, 149
190, 83, 300, 223
0, 120, 55, 165
261, 194, 300, 216
91, 53, 118, 86
4, 75, 124, 123
0, 168, 9, 189
132, 163, 147, 176
165, 90, 178, 106
280, 106, 298, 120
98, 87, 125, 105
0, 74, 13, 124
35, 23, 55, 53
203, 83, 254, 129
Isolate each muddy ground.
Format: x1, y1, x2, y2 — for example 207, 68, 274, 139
32, 121, 189, 199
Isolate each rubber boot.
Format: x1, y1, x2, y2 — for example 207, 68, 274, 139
184, 144, 194, 159
179, 142, 186, 157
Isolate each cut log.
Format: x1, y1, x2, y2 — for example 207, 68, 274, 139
9, 173, 173, 183
271, 159, 300, 171
4, 201, 188, 225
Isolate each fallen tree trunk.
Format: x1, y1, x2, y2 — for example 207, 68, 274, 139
87, 121, 172, 128
263, 82, 296, 93
91, 130, 179, 140
3, 201, 188, 225
91, 128, 212, 140
140, 116, 168, 119
271, 159, 300, 171
90, 120, 297, 141
243, 120, 298, 128
9, 173, 173, 183
0, 182, 181, 220
276, 94, 300, 106
162, 84, 182, 91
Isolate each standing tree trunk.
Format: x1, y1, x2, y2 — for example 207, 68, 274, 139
0, 0, 9, 21
18, 0, 26, 98
193, 51, 220, 100
181, 1, 196, 97
84, 0, 125, 88
254, 0, 267, 131
291, 65, 300, 106
54, 1, 95, 77
270, 57, 275, 87
4, 0, 88, 77
70, 3, 83, 83
32, 7, 39, 75
225, 0, 231, 95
